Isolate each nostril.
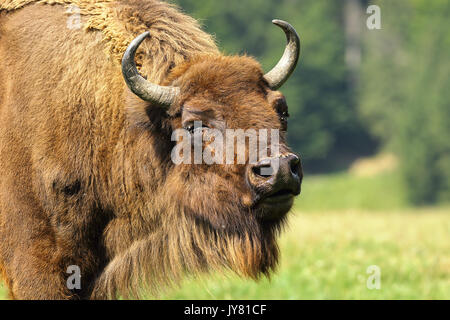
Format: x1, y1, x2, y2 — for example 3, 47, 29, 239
252, 163, 274, 178
289, 156, 300, 175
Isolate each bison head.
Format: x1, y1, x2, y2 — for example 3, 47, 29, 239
115, 20, 302, 287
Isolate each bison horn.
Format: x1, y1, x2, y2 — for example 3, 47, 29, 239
264, 20, 301, 90
122, 32, 180, 107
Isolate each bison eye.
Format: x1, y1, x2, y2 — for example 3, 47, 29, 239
184, 122, 209, 134
280, 111, 290, 121
279, 111, 290, 125
274, 98, 289, 122
278, 110, 289, 131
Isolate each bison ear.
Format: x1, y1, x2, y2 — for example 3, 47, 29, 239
125, 92, 169, 131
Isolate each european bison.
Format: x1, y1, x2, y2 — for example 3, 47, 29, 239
0, 0, 302, 299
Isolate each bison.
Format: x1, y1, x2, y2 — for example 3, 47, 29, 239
0, 0, 302, 299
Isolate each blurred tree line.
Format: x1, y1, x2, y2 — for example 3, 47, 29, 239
172, 0, 449, 205
360, 0, 450, 204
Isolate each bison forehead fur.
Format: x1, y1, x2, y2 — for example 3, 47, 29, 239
0, 0, 299, 299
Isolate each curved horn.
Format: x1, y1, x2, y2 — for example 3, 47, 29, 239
122, 32, 180, 107
264, 20, 301, 90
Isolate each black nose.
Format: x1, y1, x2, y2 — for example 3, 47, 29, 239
248, 153, 302, 200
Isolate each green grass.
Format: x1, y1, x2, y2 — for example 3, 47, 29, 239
1, 169, 449, 300
157, 208, 449, 299
294, 169, 409, 212
0, 284, 5, 299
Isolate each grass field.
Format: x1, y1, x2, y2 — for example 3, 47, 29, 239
158, 208, 449, 299
1, 169, 449, 299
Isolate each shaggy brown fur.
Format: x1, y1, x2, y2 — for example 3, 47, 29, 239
0, 0, 299, 299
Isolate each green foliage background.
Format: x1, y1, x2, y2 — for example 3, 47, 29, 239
173, 0, 450, 205
360, 0, 450, 204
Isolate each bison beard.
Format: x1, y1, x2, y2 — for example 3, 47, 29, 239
91, 202, 281, 299
0, 0, 300, 299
